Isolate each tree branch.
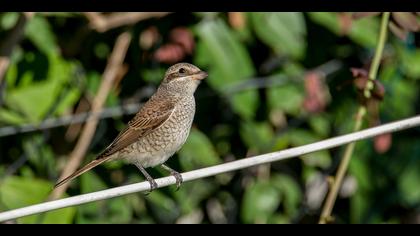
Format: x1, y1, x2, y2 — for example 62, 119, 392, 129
50, 32, 132, 200
319, 12, 391, 224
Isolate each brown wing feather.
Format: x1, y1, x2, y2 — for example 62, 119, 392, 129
96, 98, 175, 159
54, 97, 175, 189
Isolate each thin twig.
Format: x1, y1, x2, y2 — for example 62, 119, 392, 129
0, 114, 419, 222
319, 12, 391, 224
84, 12, 170, 33
222, 60, 342, 94
50, 32, 132, 200
0, 103, 142, 137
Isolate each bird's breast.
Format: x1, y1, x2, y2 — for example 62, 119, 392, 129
120, 96, 196, 168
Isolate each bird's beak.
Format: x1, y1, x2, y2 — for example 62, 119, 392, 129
193, 71, 208, 81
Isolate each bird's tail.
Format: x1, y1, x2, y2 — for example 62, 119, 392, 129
54, 157, 110, 189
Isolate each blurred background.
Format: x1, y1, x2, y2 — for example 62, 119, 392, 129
0, 12, 419, 224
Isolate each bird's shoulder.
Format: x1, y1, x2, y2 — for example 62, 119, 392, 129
96, 95, 176, 159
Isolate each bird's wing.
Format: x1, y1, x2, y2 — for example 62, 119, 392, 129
96, 99, 175, 159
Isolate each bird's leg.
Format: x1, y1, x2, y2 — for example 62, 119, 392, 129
134, 163, 158, 194
161, 164, 183, 191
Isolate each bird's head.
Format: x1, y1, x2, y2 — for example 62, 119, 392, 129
159, 62, 208, 96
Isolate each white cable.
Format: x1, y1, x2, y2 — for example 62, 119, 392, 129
1, 115, 420, 222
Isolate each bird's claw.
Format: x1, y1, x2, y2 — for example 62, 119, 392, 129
144, 178, 158, 196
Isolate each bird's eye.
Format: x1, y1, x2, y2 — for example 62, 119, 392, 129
178, 68, 186, 74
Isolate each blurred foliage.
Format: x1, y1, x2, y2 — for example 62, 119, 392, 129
0, 12, 420, 224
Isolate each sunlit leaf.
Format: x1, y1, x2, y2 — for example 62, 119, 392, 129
239, 121, 274, 152
309, 114, 331, 138
271, 174, 302, 218
25, 15, 58, 56
250, 12, 306, 58
309, 12, 379, 48
242, 181, 280, 223
194, 18, 258, 119
0, 176, 75, 224
178, 129, 221, 171
267, 83, 304, 116
0, 12, 19, 30
399, 161, 420, 206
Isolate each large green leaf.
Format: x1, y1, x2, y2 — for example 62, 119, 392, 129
0, 108, 27, 125
271, 174, 302, 218
25, 15, 58, 56
309, 113, 331, 138
308, 12, 379, 48
250, 12, 306, 59
178, 129, 221, 171
174, 179, 217, 214
399, 161, 420, 206
241, 181, 281, 223
2, 54, 81, 124
77, 171, 132, 224
194, 18, 258, 120
398, 47, 420, 79
267, 83, 304, 116
0, 12, 19, 30
147, 190, 180, 223
239, 121, 274, 152
0, 176, 76, 224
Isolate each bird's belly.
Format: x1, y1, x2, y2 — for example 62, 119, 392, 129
119, 107, 194, 168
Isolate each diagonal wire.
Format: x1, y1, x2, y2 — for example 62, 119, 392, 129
0, 114, 419, 222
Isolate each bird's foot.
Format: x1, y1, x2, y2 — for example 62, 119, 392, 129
135, 162, 158, 195
172, 171, 183, 191
144, 178, 158, 195
161, 164, 183, 191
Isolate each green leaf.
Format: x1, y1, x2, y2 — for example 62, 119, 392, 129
25, 15, 58, 56
309, 114, 331, 138
147, 190, 179, 223
250, 12, 306, 58
349, 154, 371, 190
231, 91, 259, 120
267, 83, 304, 116
174, 179, 216, 214
271, 174, 302, 218
383, 78, 417, 118
239, 121, 274, 152
308, 12, 379, 48
141, 67, 166, 84
7, 80, 62, 122
77, 171, 132, 224
0, 108, 27, 124
399, 161, 420, 206
350, 191, 369, 224
0, 12, 19, 30
0, 176, 76, 224
398, 47, 420, 79
4, 54, 80, 123
178, 129, 221, 171
349, 17, 380, 48
241, 181, 281, 223
308, 12, 341, 34
194, 18, 258, 119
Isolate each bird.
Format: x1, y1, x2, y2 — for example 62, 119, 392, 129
54, 62, 208, 192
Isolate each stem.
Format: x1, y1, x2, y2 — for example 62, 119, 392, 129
319, 12, 391, 224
